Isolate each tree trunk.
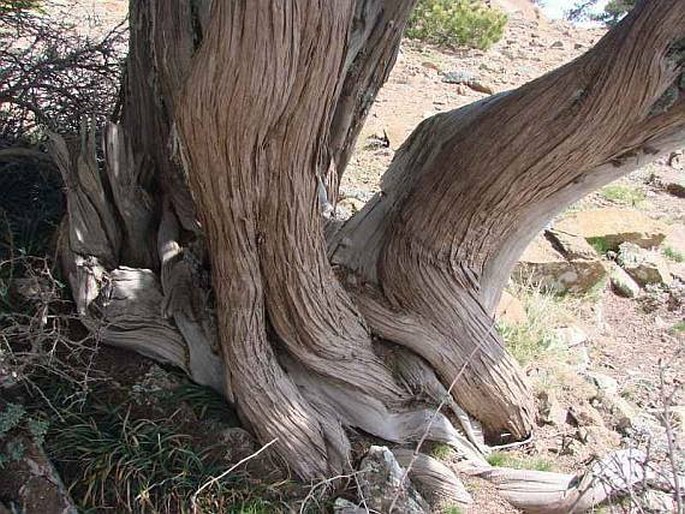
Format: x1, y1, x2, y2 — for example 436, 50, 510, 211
54, 0, 685, 488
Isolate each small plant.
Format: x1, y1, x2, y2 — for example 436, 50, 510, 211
430, 443, 454, 460
669, 321, 685, 334
663, 246, 684, 263
486, 451, 553, 472
587, 236, 613, 255
407, 0, 507, 50
498, 284, 570, 366
599, 184, 645, 207
0, 402, 49, 468
443, 506, 464, 514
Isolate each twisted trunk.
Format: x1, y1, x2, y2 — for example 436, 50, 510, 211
55, 0, 685, 502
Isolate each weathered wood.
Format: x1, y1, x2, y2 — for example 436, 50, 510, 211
331, 0, 685, 441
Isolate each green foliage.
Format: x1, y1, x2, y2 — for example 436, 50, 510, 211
430, 443, 454, 460
599, 184, 645, 207
0, 0, 42, 14
498, 285, 569, 366
670, 321, 685, 334
587, 236, 612, 255
407, 0, 507, 50
663, 246, 684, 263
0, 402, 50, 468
487, 451, 553, 471
443, 506, 464, 514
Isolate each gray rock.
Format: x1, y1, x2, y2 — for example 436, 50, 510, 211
537, 390, 567, 426
610, 265, 641, 298
550, 40, 564, 48
333, 498, 366, 514
359, 446, 429, 514
514, 235, 606, 294
618, 242, 672, 286
441, 70, 494, 94
585, 371, 619, 397
552, 325, 588, 348
643, 489, 676, 513
441, 70, 478, 84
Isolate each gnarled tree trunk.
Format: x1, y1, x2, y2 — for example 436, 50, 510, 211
55, 0, 685, 499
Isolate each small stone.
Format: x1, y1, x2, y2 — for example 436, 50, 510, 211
608, 396, 638, 432
338, 197, 366, 213
359, 446, 429, 514
333, 498, 366, 514
618, 242, 672, 286
574, 43, 585, 49
567, 404, 605, 427
584, 371, 619, 397
610, 265, 641, 298
537, 390, 567, 426
643, 489, 676, 513
662, 225, 685, 257
552, 325, 588, 348
551, 40, 564, 48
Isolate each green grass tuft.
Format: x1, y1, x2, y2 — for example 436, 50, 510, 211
431, 443, 454, 460
670, 321, 685, 334
487, 451, 553, 472
498, 284, 570, 366
599, 184, 645, 207
663, 246, 684, 263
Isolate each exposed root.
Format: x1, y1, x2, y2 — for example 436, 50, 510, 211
354, 283, 534, 441
391, 449, 473, 507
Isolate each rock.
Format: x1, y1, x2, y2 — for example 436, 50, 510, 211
552, 325, 588, 347
574, 42, 585, 49
610, 265, 641, 298
555, 208, 668, 250
649, 167, 685, 198
219, 427, 257, 463
643, 490, 676, 513
333, 498, 366, 514
550, 40, 564, 48
514, 236, 606, 294
537, 390, 567, 426
338, 197, 366, 213
545, 229, 599, 260
584, 371, 619, 397
567, 404, 605, 427
662, 224, 685, 257
618, 242, 672, 286
440, 70, 494, 94
359, 446, 429, 514
495, 290, 528, 325
607, 396, 638, 432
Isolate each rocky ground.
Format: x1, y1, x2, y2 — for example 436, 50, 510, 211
14, 2, 683, 513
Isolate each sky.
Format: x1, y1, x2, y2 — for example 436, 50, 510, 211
537, 0, 609, 20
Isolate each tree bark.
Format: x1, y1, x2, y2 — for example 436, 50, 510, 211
53, 0, 685, 489
331, 0, 685, 439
